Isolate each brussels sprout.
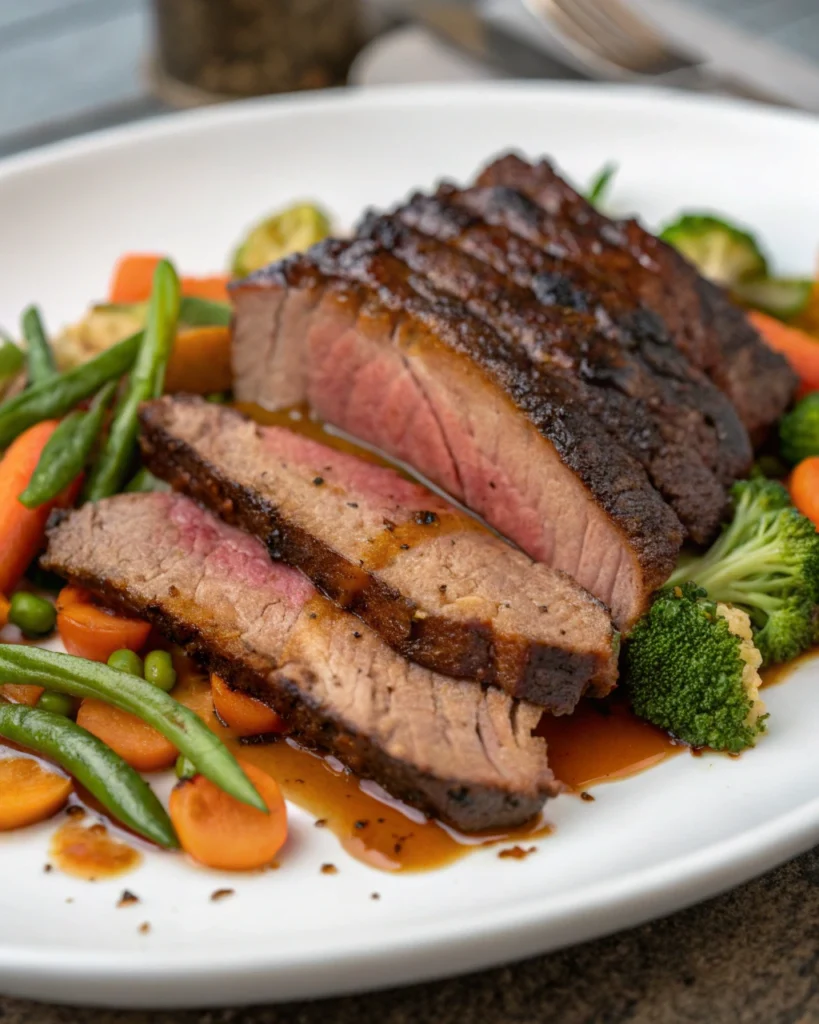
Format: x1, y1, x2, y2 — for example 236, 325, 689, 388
231, 202, 331, 278
780, 394, 819, 466
660, 213, 767, 287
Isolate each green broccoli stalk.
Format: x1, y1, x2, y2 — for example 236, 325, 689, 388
667, 478, 819, 666
623, 584, 766, 752
780, 394, 819, 466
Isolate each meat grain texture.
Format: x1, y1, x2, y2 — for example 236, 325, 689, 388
44, 493, 558, 832
139, 395, 618, 710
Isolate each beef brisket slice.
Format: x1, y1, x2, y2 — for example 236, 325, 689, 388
43, 493, 556, 831
358, 208, 742, 543
231, 238, 683, 629
475, 153, 796, 439
139, 395, 618, 710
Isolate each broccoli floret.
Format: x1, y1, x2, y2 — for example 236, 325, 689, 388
667, 478, 819, 666
623, 584, 766, 752
780, 394, 819, 466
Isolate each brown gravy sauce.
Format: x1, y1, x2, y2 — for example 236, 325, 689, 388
172, 659, 551, 872
762, 649, 819, 688
537, 697, 682, 791
50, 809, 142, 880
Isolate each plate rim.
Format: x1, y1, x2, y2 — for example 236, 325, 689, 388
1, 79, 818, 1005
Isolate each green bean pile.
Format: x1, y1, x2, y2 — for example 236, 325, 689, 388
0, 259, 243, 847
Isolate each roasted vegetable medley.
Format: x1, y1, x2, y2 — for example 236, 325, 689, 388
0, 175, 818, 877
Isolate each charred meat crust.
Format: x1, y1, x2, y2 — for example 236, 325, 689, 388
475, 152, 797, 439
239, 238, 683, 603
138, 396, 615, 711
389, 185, 753, 483
358, 209, 737, 543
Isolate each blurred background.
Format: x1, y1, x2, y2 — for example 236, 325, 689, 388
1, 0, 819, 159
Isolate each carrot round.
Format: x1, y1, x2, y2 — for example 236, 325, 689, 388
0, 420, 63, 594
164, 326, 232, 394
76, 698, 178, 772
169, 760, 287, 871
0, 683, 44, 707
179, 275, 230, 304
0, 756, 73, 830
109, 255, 230, 305
56, 585, 151, 663
211, 674, 287, 738
109, 254, 162, 304
749, 311, 819, 395
790, 456, 819, 529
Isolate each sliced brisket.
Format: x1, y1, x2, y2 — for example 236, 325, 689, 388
358, 208, 744, 542
474, 153, 796, 439
43, 493, 557, 831
139, 395, 618, 710
231, 237, 683, 630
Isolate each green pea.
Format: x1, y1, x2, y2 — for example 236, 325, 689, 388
175, 754, 197, 780
36, 691, 75, 717
9, 592, 56, 637
107, 649, 144, 677
144, 650, 177, 692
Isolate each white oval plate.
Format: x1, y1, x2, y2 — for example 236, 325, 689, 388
0, 83, 817, 1010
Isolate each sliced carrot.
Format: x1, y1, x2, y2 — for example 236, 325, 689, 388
109, 255, 230, 305
179, 275, 230, 304
750, 310, 819, 396
0, 756, 73, 830
56, 585, 151, 663
790, 457, 819, 529
0, 420, 66, 594
0, 684, 44, 707
169, 760, 287, 871
211, 674, 287, 738
165, 326, 232, 394
0, 593, 9, 630
108, 254, 162, 304
76, 699, 178, 772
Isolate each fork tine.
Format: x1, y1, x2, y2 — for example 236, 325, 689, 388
547, 0, 694, 75
550, 0, 651, 68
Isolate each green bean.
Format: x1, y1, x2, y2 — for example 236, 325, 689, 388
0, 336, 23, 387
18, 380, 117, 509
124, 467, 170, 493
0, 645, 265, 812
0, 703, 176, 847
21, 306, 57, 386
8, 592, 56, 637
179, 296, 231, 328
84, 260, 180, 501
0, 331, 142, 449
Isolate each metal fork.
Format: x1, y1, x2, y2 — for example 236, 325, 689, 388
534, 0, 793, 105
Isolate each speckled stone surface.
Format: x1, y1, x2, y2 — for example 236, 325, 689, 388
5, 847, 819, 1024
